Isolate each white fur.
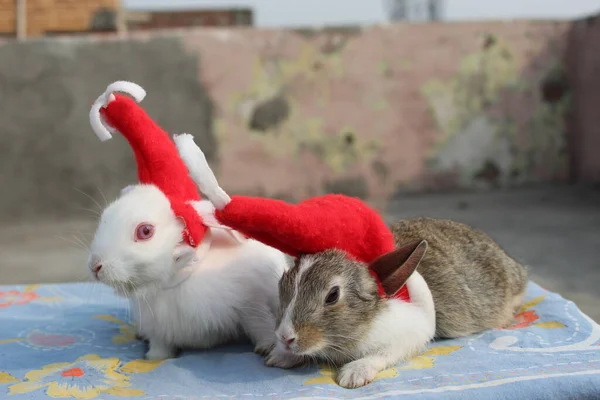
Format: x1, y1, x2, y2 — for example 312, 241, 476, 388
120, 185, 136, 196
339, 271, 435, 388
192, 200, 232, 230
276, 256, 314, 344
136, 229, 287, 359
191, 200, 247, 245
88, 184, 288, 359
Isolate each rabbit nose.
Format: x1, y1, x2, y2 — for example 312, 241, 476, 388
89, 255, 102, 270
90, 255, 103, 278
92, 263, 103, 279
283, 336, 296, 346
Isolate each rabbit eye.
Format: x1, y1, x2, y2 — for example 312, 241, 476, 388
135, 223, 155, 241
325, 286, 340, 305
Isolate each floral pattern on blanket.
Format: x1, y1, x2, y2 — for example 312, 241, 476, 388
304, 345, 463, 386
0, 282, 599, 399
0, 285, 61, 309
506, 295, 566, 330
3, 355, 163, 399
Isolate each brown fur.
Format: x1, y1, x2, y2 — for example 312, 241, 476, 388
371, 240, 428, 296
276, 217, 528, 363
277, 251, 383, 363
296, 324, 325, 351
391, 217, 529, 338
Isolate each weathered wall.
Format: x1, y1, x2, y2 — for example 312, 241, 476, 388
565, 16, 600, 183
0, 21, 575, 221
0, 36, 214, 222
186, 22, 570, 200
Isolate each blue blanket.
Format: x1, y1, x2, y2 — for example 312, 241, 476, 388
0, 282, 599, 399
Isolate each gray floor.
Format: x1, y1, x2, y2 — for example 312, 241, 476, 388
386, 185, 600, 322
0, 185, 598, 321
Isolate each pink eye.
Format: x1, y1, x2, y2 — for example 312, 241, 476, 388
135, 223, 154, 241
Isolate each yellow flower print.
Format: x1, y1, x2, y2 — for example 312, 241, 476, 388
304, 364, 397, 386
398, 345, 462, 370
304, 345, 462, 386
505, 296, 566, 330
0, 372, 19, 384
4, 354, 163, 399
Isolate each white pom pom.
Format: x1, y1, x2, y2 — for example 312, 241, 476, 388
105, 81, 146, 103
89, 94, 114, 142
89, 81, 147, 142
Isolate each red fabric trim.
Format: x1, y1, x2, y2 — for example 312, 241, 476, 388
214, 194, 411, 302
100, 94, 206, 247
215, 194, 395, 263
170, 200, 208, 248
394, 285, 411, 302
368, 268, 411, 302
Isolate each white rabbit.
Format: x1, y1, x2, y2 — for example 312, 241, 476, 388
87, 184, 289, 360
86, 80, 289, 360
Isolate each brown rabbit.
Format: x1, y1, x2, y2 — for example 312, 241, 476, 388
391, 217, 528, 338
265, 217, 528, 388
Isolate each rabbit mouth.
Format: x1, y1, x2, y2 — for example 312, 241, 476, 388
291, 340, 327, 357
98, 279, 138, 297
113, 281, 138, 296
95, 271, 146, 296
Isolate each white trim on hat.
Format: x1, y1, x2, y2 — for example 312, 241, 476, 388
174, 133, 231, 210
89, 81, 147, 142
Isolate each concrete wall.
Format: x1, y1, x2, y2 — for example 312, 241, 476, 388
0, 20, 581, 222
0, 36, 214, 222
187, 22, 571, 202
565, 16, 600, 183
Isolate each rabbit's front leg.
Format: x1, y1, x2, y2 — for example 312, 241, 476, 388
336, 333, 430, 388
336, 355, 390, 388
239, 303, 278, 356
337, 299, 434, 388
146, 337, 176, 360
264, 345, 306, 369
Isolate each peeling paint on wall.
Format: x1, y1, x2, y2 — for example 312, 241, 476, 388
0, 21, 579, 221
220, 38, 379, 174
181, 22, 570, 202
422, 34, 569, 188
422, 36, 519, 138
0, 37, 214, 221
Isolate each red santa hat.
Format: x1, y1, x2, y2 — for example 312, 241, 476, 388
174, 134, 410, 302
89, 81, 207, 248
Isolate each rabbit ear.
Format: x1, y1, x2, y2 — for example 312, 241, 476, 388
369, 240, 428, 297
120, 185, 136, 196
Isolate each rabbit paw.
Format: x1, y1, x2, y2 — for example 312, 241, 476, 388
254, 343, 275, 357
337, 359, 379, 389
146, 341, 176, 360
264, 347, 304, 369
